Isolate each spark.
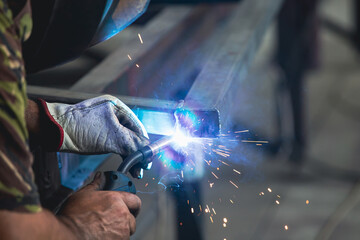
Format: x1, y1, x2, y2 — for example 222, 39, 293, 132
199, 205, 202, 212
136, 64, 140, 68
210, 183, 214, 188
284, 225, 289, 230
242, 140, 269, 144
187, 200, 189, 205
205, 208, 209, 213
267, 188, 272, 192
181, 171, 184, 178
210, 216, 214, 223
206, 205, 211, 213
277, 195, 281, 198
223, 218, 228, 223
211, 172, 219, 179
191, 208, 194, 213
145, 183, 148, 187
259, 192, 265, 196
212, 208, 216, 215
138, 33, 143, 44
275, 200, 280, 205
256, 144, 262, 146
229, 199, 234, 204
223, 223, 227, 228
180, 222, 183, 226
229, 181, 239, 189
233, 169, 241, 175
306, 200, 310, 205
234, 130, 249, 133
218, 145, 230, 150
212, 149, 230, 158
127, 54, 132, 60
219, 160, 230, 166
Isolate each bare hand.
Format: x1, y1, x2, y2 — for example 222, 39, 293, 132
59, 172, 141, 240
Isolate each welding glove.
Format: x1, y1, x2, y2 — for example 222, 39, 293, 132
40, 95, 150, 176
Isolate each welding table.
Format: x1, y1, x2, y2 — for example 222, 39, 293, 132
27, 0, 284, 238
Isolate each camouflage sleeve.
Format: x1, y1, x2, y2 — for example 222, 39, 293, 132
0, 0, 41, 213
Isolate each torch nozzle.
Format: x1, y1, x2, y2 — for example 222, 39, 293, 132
147, 136, 174, 156
117, 136, 175, 174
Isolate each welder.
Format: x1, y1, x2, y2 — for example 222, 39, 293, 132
0, 0, 151, 239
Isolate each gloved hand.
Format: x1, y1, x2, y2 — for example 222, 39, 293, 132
40, 95, 150, 176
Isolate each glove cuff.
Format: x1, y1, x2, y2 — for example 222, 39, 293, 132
37, 99, 64, 151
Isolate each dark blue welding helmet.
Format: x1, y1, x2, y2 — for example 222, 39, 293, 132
23, 0, 149, 73
90, 0, 149, 45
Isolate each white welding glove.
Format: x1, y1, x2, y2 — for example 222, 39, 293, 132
40, 95, 149, 159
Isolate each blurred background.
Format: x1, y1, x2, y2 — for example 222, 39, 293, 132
28, 0, 360, 239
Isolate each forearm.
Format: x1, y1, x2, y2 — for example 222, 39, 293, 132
25, 99, 62, 151
0, 209, 78, 240
26, 99, 41, 137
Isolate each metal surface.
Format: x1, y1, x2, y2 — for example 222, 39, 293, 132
49, 0, 284, 134
71, 6, 192, 92
184, 0, 284, 129
58, 153, 110, 190
28, 86, 220, 137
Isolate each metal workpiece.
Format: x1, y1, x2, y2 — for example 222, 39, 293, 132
184, 0, 284, 128
27, 86, 220, 137
28, 0, 283, 136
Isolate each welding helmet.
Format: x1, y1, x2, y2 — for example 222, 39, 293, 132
23, 0, 149, 73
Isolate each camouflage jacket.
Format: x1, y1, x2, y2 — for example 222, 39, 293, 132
0, 0, 41, 213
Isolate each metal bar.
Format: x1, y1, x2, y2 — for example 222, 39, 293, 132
184, 0, 284, 129
27, 86, 219, 137
71, 6, 193, 93
28, 85, 178, 108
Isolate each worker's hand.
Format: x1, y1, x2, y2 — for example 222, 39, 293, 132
41, 95, 149, 158
59, 172, 141, 240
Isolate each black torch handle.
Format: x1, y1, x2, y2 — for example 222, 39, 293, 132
103, 171, 136, 194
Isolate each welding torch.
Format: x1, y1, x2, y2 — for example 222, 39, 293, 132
103, 136, 174, 194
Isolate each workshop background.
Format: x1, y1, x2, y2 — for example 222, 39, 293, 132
27, 0, 360, 239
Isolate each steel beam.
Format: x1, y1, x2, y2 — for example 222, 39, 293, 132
27, 86, 219, 137
184, 0, 284, 129
71, 6, 192, 93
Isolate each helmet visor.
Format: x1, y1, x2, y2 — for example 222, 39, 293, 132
90, 0, 149, 46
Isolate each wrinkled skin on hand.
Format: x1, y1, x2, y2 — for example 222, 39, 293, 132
59, 173, 141, 240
